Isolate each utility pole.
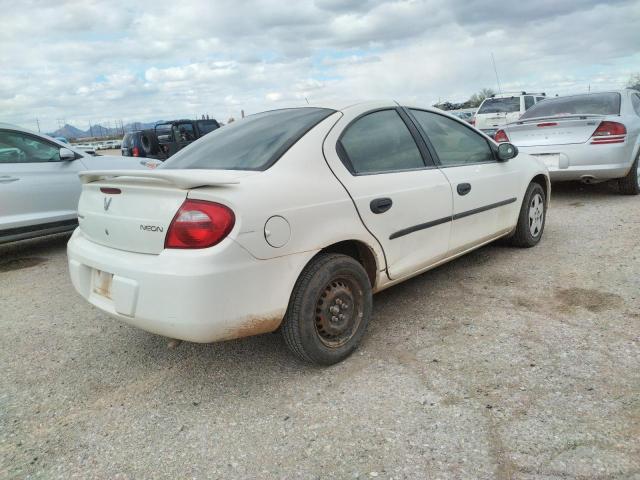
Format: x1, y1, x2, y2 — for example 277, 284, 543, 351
35, 118, 40, 133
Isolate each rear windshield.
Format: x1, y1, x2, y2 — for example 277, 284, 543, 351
161, 108, 335, 171
520, 92, 621, 119
478, 97, 521, 114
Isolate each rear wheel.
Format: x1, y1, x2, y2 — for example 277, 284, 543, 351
510, 182, 546, 248
281, 253, 372, 365
618, 153, 640, 195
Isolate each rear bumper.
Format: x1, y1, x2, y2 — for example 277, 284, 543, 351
518, 142, 635, 181
67, 229, 314, 343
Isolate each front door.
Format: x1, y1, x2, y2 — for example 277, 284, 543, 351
408, 109, 520, 255
324, 107, 453, 280
0, 129, 82, 232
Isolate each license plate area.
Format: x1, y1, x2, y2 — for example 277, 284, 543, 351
92, 269, 113, 299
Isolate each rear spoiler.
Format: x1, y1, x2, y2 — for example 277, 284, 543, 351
79, 169, 245, 189
513, 114, 605, 125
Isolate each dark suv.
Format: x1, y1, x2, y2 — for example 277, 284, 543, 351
121, 119, 220, 160
121, 131, 150, 158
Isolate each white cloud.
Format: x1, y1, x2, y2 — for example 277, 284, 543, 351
0, 0, 637, 132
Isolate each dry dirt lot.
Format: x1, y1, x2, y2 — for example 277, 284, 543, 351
1, 182, 639, 479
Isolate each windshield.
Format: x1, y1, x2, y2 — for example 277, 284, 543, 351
161, 108, 335, 171
520, 92, 621, 119
478, 97, 521, 114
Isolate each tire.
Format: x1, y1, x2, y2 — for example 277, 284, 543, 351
618, 153, 640, 195
510, 182, 546, 248
140, 130, 160, 155
281, 253, 372, 365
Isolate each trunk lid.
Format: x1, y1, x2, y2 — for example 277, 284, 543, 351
504, 115, 603, 147
77, 169, 249, 254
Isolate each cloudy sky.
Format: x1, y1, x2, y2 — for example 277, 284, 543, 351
1, 0, 638, 132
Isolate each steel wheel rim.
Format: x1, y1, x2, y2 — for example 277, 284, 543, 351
314, 276, 364, 348
528, 193, 544, 238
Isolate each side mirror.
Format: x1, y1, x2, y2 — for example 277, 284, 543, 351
59, 147, 76, 161
497, 142, 518, 162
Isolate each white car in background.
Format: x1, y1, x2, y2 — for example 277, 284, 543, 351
67, 101, 549, 365
495, 90, 640, 194
475, 92, 547, 137
0, 123, 161, 244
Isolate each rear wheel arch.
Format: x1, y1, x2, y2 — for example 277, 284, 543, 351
315, 240, 379, 290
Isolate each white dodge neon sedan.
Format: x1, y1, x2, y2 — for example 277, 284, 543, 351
68, 101, 550, 365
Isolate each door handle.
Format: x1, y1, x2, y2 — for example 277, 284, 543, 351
370, 197, 393, 214
457, 183, 471, 196
0, 176, 19, 183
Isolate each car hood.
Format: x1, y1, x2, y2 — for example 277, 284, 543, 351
79, 154, 161, 170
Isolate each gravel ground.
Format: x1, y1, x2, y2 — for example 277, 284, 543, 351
1, 181, 639, 479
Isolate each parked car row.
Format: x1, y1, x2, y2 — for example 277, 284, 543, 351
3, 90, 638, 366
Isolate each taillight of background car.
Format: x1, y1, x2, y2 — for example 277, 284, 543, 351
165, 200, 235, 249
494, 129, 509, 142
590, 121, 626, 144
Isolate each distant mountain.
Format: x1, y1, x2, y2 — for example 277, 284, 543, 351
50, 124, 86, 139
48, 121, 161, 139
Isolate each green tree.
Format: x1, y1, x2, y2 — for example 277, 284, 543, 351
467, 88, 496, 108
627, 74, 640, 91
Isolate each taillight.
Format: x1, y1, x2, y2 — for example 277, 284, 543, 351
590, 121, 626, 144
165, 199, 235, 249
494, 129, 509, 143
132, 146, 140, 157
470, 118, 476, 126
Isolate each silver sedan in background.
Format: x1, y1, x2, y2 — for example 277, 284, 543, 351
0, 123, 160, 244
495, 90, 640, 194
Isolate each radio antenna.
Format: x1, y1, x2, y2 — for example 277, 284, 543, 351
491, 52, 502, 93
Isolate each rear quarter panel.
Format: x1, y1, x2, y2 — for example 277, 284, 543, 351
186, 112, 385, 267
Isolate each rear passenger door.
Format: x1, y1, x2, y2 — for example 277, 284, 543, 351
324, 107, 453, 280
407, 109, 520, 255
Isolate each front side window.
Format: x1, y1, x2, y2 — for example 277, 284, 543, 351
0, 130, 62, 164
339, 110, 424, 175
162, 108, 335, 171
477, 97, 521, 114
520, 92, 621, 119
410, 110, 494, 166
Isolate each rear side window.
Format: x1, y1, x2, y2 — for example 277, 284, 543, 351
162, 108, 334, 171
339, 110, 424, 175
524, 96, 535, 110
410, 110, 494, 166
477, 97, 521, 114
122, 134, 132, 147
520, 92, 621, 119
